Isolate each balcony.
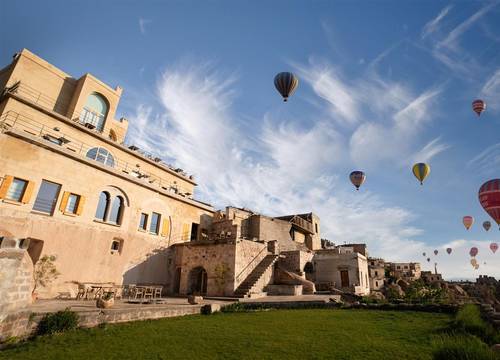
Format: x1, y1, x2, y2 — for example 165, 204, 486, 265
0, 111, 196, 199
289, 215, 314, 234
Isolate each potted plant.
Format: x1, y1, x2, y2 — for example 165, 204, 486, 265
32, 255, 60, 301
96, 292, 115, 309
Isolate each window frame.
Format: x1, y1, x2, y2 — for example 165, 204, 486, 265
85, 147, 115, 168
65, 193, 80, 214
32, 180, 62, 216
149, 212, 161, 235
6, 178, 28, 202
139, 213, 149, 231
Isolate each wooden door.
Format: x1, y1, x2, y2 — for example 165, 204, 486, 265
340, 270, 349, 288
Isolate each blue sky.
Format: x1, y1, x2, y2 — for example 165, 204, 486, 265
2, 1, 500, 279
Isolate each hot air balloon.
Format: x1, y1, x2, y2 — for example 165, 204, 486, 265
446, 248, 452, 255
274, 72, 298, 102
434, 250, 438, 256
483, 221, 492, 231
490, 242, 498, 254
479, 179, 500, 228
470, 247, 478, 257
470, 258, 477, 267
412, 163, 430, 185
472, 99, 486, 116
463, 216, 474, 230
349, 171, 366, 191
422, 252, 426, 257
427, 257, 431, 262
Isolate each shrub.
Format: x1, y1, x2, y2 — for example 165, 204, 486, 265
452, 304, 500, 345
432, 334, 498, 360
37, 309, 79, 336
33, 255, 60, 296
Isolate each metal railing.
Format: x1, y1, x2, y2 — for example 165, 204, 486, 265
4, 82, 192, 179
0, 111, 194, 198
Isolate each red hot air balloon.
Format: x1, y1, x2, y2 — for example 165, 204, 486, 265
479, 179, 500, 228
434, 250, 438, 256
483, 221, 492, 231
274, 72, 298, 102
446, 248, 452, 255
349, 171, 366, 190
472, 99, 486, 116
490, 243, 498, 254
470, 247, 479, 257
463, 216, 474, 230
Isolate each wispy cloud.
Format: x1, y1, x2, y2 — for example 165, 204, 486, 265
421, 5, 453, 39
481, 68, 500, 109
139, 18, 152, 35
467, 142, 500, 175
411, 137, 451, 164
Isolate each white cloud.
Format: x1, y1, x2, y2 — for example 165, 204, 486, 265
467, 142, 500, 176
421, 5, 453, 39
411, 137, 450, 164
481, 68, 500, 110
139, 18, 152, 35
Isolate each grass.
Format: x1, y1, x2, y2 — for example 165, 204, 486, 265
0, 309, 452, 360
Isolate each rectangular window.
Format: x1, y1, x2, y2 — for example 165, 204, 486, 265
32, 180, 61, 215
6, 178, 28, 202
315, 223, 318, 233
150, 212, 161, 234
65, 194, 80, 214
139, 213, 148, 231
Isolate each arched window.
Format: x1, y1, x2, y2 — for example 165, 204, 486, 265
95, 191, 110, 221
108, 196, 124, 224
86, 147, 115, 167
80, 93, 109, 131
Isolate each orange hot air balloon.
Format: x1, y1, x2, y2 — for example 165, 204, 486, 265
490, 243, 498, 254
470, 258, 477, 267
349, 171, 366, 190
469, 247, 478, 257
472, 99, 486, 116
446, 248, 452, 254
463, 216, 474, 230
483, 221, 492, 231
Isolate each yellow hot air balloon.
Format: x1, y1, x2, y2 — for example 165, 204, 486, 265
412, 163, 430, 185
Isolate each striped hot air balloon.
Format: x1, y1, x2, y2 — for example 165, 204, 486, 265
463, 216, 474, 230
479, 179, 500, 227
412, 163, 430, 185
274, 72, 298, 102
472, 99, 486, 116
349, 171, 366, 190
483, 221, 492, 231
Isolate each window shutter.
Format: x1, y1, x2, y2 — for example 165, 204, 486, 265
59, 191, 70, 212
21, 181, 36, 204
182, 223, 190, 241
76, 196, 85, 215
0, 175, 13, 199
161, 218, 170, 237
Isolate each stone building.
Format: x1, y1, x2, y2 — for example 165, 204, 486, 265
368, 257, 385, 291
311, 247, 370, 296
385, 262, 421, 281
172, 206, 319, 297
0, 49, 215, 297
421, 271, 442, 283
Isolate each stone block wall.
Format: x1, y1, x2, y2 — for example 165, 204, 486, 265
0, 238, 34, 341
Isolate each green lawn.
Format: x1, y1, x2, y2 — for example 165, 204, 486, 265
1, 309, 451, 360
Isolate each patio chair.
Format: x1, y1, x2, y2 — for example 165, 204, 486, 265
144, 287, 154, 300
133, 286, 145, 299
76, 284, 86, 300
153, 286, 163, 299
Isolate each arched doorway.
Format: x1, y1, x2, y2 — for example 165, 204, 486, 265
188, 267, 207, 295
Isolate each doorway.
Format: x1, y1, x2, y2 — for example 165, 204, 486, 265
173, 267, 181, 294
188, 267, 207, 295
340, 270, 349, 288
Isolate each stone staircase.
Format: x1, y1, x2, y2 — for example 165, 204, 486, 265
234, 254, 279, 298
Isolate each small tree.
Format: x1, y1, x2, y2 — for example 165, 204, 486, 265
33, 255, 60, 297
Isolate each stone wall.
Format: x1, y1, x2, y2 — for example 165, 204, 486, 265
0, 238, 34, 341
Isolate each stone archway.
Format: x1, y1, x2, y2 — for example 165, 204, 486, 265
188, 267, 207, 295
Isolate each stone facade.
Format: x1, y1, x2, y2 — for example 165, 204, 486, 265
312, 249, 370, 296
368, 257, 386, 291
0, 49, 214, 297
385, 262, 421, 281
